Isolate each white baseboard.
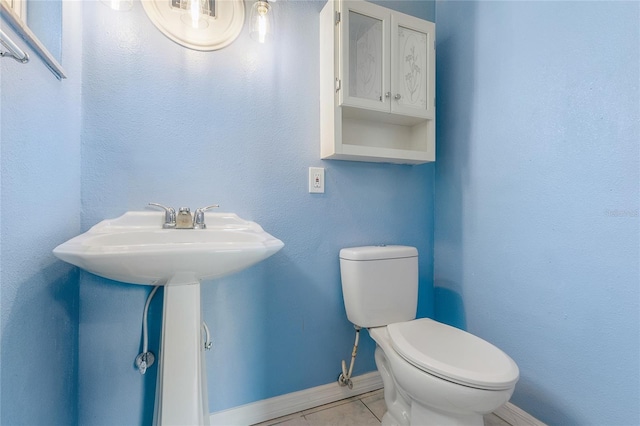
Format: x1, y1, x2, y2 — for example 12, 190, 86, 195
494, 403, 548, 426
209, 372, 546, 426
209, 372, 383, 426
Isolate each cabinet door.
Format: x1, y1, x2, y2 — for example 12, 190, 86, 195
390, 14, 434, 119
339, 0, 390, 113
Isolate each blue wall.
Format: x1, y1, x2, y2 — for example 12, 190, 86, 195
434, 1, 639, 424
9, 1, 635, 425
77, 1, 435, 424
0, 2, 82, 425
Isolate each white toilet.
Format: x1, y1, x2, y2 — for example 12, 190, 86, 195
340, 245, 519, 426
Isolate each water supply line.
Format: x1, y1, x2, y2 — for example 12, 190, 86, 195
135, 285, 160, 375
338, 325, 361, 389
202, 320, 212, 350
135, 285, 213, 375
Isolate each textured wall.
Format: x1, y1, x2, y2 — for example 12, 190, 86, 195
434, 1, 639, 424
78, 1, 435, 424
0, 2, 82, 425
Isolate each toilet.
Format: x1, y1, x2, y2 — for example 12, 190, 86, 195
340, 245, 519, 426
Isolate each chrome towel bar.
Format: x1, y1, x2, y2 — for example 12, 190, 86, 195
0, 29, 29, 63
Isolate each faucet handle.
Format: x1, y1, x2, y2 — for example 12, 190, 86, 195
148, 203, 176, 229
193, 205, 220, 229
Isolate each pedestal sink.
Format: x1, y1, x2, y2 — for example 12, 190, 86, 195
53, 211, 284, 426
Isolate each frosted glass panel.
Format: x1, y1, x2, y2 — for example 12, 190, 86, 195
397, 25, 427, 109
348, 11, 382, 102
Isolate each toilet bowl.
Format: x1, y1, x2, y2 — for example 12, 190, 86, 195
370, 320, 518, 425
339, 246, 519, 426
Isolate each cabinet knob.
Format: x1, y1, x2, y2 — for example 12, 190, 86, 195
394, 93, 402, 100
385, 92, 391, 98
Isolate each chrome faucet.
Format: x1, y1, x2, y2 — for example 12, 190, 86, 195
148, 203, 176, 229
176, 207, 194, 229
149, 203, 219, 229
193, 205, 219, 229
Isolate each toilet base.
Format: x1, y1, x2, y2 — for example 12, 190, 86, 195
409, 402, 483, 426
381, 402, 483, 426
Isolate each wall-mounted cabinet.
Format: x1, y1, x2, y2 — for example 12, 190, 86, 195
320, 0, 435, 164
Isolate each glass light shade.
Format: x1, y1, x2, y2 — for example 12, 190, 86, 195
100, 0, 133, 11
180, 0, 209, 29
250, 0, 273, 44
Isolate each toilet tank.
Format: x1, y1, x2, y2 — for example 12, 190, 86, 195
340, 246, 418, 328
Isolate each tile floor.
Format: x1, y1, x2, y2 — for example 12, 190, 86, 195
252, 389, 513, 426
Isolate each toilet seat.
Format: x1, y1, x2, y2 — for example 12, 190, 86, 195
387, 318, 519, 391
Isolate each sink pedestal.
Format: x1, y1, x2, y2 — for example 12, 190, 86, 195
153, 273, 209, 426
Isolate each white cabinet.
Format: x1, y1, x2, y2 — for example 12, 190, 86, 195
320, 0, 435, 164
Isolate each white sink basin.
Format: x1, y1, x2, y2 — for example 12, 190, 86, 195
53, 211, 284, 285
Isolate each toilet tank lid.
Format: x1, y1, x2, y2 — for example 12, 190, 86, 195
340, 245, 418, 261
